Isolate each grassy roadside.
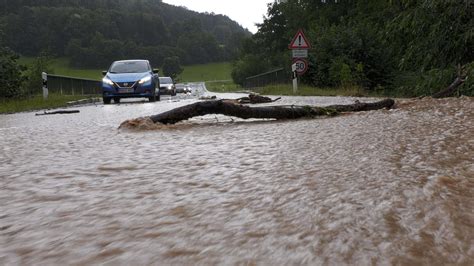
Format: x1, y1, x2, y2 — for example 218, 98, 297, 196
178, 62, 232, 82
0, 94, 92, 114
18, 57, 104, 80
205, 80, 240, 92
205, 83, 382, 97
253, 84, 370, 97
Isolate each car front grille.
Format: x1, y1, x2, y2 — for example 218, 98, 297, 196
117, 82, 136, 88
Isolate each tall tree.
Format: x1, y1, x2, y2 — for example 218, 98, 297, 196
162, 56, 183, 80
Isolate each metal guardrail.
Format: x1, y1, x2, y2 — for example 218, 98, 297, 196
244, 68, 290, 88
46, 74, 101, 95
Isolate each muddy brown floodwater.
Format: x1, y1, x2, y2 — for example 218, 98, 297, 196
0, 87, 473, 265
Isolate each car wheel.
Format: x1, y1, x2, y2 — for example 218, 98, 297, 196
114, 97, 121, 103
103, 97, 111, 104
156, 93, 161, 101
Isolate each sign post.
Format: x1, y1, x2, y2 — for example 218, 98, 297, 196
291, 63, 298, 93
42, 72, 48, 100
289, 29, 311, 87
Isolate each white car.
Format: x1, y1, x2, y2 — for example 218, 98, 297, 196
158, 77, 176, 96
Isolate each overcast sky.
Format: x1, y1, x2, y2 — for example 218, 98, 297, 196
162, 0, 273, 33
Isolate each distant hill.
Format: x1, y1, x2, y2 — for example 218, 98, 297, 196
0, 0, 251, 68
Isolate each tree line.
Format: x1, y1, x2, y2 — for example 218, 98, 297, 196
0, 0, 250, 68
232, 0, 473, 96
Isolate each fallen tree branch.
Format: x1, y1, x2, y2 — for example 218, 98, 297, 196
35, 110, 80, 116
236, 94, 282, 104
432, 76, 466, 98
145, 98, 394, 125
433, 64, 468, 98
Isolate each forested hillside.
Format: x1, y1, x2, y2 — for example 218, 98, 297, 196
0, 0, 250, 68
233, 0, 473, 96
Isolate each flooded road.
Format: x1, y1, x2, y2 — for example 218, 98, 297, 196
1, 85, 473, 265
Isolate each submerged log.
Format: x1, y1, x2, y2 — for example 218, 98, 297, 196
148, 98, 395, 125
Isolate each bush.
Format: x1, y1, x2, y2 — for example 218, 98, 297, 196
231, 54, 270, 86
23, 52, 53, 96
0, 46, 25, 98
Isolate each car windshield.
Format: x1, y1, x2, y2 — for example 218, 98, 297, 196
159, 77, 173, 84
109, 61, 149, 73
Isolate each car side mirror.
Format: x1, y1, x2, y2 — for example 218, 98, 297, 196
153, 69, 159, 74
102, 71, 107, 76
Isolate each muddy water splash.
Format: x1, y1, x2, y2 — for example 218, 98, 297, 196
119, 117, 169, 131
0, 95, 473, 265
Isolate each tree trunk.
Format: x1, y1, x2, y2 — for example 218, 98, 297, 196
148, 98, 395, 125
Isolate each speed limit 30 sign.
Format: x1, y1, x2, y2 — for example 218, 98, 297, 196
292, 58, 308, 75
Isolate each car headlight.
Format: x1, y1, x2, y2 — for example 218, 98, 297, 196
102, 77, 114, 86
138, 76, 152, 84
167, 85, 173, 90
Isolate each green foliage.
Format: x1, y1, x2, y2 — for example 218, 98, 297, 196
387, 0, 473, 71
0, 94, 86, 114
462, 62, 474, 95
162, 56, 183, 80
1, 1, 250, 68
233, 0, 473, 96
391, 62, 474, 97
177, 31, 220, 64
329, 58, 353, 87
231, 55, 271, 86
0, 46, 24, 98
23, 52, 54, 96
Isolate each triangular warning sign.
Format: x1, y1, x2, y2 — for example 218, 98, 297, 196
289, 29, 311, 49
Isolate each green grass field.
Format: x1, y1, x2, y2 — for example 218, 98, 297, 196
205, 80, 241, 92
19, 57, 233, 83
18, 57, 104, 80
0, 94, 89, 114
178, 62, 232, 82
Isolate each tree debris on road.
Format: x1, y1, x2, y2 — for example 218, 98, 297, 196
235, 94, 282, 104
432, 64, 469, 98
35, 110, 80, 116
120, 97, 395, 128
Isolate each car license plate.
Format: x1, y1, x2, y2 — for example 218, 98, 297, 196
119, 88, 134, 93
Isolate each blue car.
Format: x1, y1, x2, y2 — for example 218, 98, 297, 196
102, 60, 160, 104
